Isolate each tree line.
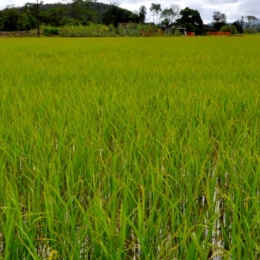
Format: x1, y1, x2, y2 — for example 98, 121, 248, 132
0, 0, 149, 31
0, 0, 259, 34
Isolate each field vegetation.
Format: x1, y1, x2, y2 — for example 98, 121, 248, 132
0, 37, 260, 259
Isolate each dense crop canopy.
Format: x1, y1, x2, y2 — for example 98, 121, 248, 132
0, 36, 260, 259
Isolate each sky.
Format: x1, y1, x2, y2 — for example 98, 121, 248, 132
1, 0, 259, 24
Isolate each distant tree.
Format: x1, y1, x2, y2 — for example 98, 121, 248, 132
67, 0, 95, 24
240, 16, 244, 30
101, 4, 134, 27
1, 6, 21, 31
17, 12, 30, 30
244, 23, 260, 34
47, 7, 66, 26
212, 11, 226, 31
129, 10, 139, 23
0, 1, 128, 30
22, 2, 43, 18
176, 7, 203, 34
160, 4, 179, 24
21, 2, 42, 29
161, 18, 169, 28
245, 15, 257, 28
231, 16, 245, 33
253, 24, 260, 33
150, 3, 161, 24
138, 5, 147, 23
220, 25, 238, 34
232, 20, 243, 33
0, 4, 38, 31
0, 12, 4, 30
244, 26, 259, 34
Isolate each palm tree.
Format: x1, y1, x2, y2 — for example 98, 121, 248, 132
139, 5, 147, 23
150, 3, 161, 24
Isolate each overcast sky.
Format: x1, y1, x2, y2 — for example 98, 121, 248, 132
1, 0, 259, 24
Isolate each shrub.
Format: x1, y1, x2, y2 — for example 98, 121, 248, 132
59, 24, 112, 37
44, 27, 59, 36
174, 29, 181, 36
243, 27, 260, 34
220, 25, 238, 34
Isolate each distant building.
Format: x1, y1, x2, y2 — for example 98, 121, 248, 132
163, 23, 187, 35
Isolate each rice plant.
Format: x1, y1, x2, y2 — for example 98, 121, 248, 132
0, 36, 259, 259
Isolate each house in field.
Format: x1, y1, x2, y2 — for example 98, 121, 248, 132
163, 23, 187, 35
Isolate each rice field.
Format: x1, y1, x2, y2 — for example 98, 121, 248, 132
0, 36, 260, 259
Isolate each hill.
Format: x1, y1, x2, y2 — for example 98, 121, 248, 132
0, 1, 139, 30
